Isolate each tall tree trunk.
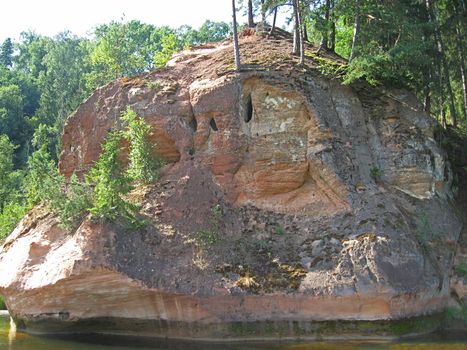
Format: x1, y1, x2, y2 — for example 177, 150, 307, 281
329, 0, 335, 51
455, 25, 467, 120
303, 19, 308, 42
317, 0, 331, 54
329, 21, 336, 52
293, 0, 300, 55
247, 0, 255, 27
423, 70, 431, 114
296, 0, 305, 65
321, 0, 331, 50
269, 6, 278, 36
426, 0, 457, 127
349, 0, 360, 63
232, 0, 241, 71
260, 0, 266, 22
438, 62, 447, 127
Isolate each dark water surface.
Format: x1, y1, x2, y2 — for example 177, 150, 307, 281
1, 316, 466, 350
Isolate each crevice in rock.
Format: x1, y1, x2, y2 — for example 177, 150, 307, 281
189, 117, 198, 133
210, 118, 218, 132
245, 94, 253, 123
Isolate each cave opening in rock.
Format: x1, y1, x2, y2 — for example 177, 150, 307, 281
210, 118, 218, 131
245, 95, 253, 123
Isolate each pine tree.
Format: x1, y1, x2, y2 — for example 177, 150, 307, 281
121, 107, 162, 184
0, 38, 13, 68
86, 130, 132, 221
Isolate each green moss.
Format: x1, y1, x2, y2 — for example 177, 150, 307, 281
443, 305, 467, 326
304, 51, 348, 79
225, 315, 443, 339
388, 315, 441, 335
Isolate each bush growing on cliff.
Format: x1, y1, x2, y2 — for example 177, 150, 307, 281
85, 130, 144, 227
86, 131, 130, 219
55, 174, 92, 230
121, 107, 163, 184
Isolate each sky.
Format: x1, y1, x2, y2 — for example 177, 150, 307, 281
0, 0, 247, 43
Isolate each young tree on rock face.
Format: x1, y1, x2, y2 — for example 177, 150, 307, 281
232, 0, 242, 71
0, 39, 13, 68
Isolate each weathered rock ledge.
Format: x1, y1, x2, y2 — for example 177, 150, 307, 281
0, 32, 463, 339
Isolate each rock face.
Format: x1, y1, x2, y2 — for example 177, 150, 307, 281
0, 33, 463, 339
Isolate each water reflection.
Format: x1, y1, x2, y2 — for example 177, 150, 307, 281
8, 317, 15, 346
0, 316, 465, 350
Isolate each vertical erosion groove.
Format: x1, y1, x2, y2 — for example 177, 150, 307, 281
245, 94, 253, 123
210, 118, 218, 131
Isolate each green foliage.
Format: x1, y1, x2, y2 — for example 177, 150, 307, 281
415, 212, 441, 254
0, 135, 22, 211
437, 125, 467, 173
454, 259, 467, 277
154, 33, 178, 68
275, 225, 285, 235
85, 130, 144, 227
334, 18, 353, 59
121, 107, 162, 184
305, 51, 347, 78
24, 144, 57, 207
0, 202, 27, 241
444, 305, 467, 326
53, 174, 92, 231
0, 38, 13, 68
369, 166, 383, 181
86, 131, 129, 220
192, 204, 222, 245
35, 32, 92, 129
0, 296, 5, 309
193, 20, 230, 45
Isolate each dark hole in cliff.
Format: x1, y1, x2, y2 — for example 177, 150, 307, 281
189, 117, 198, 132
245, 95, 253, 123
210, 118, 218, 131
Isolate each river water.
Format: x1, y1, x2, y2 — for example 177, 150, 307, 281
1, 316, 466, 350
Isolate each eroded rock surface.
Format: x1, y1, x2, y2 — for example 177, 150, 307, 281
0, 33, 463, 339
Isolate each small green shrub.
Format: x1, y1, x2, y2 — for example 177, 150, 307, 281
146, 80, 160, 90
444, 305, 467, 325
194, 229, 220, 244
86, 131, 133, 221
192, 204, 222, 245
370, 166, 383, 181
275, 225, 285, 235
121, 107, 163, 184
454, 260, 467, 277
0, 296, 5, 310
55, 174, 92, 230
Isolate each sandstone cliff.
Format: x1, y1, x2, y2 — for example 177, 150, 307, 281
0, 32, 463, 339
